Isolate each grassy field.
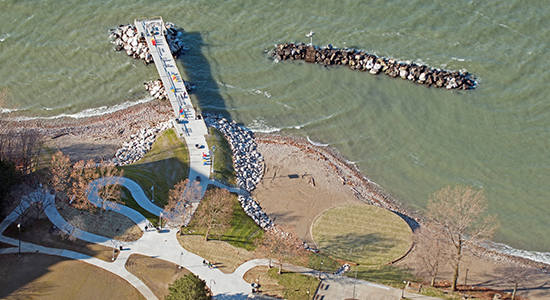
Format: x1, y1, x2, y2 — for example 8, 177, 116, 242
268, 268, 320, 300
312, 204, 413, 265
206, 127, 236, 185
185, 190, 264, 251
348, 264, 419, 288
0, 253, 144, 300
119, 186, 160, 227
125, 254, 191, 299
177, 234, 255, 274
3, 218, 120, 262
122, 129, 188, 207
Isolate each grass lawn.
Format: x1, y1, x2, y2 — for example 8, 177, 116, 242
206, 127, 236, 185
185, 190, 264, 251
268, 268, 319, 300
3, 218, 120, 262
177, 234, 255, 274
0, 253, 144, 299
312, 204, 413, 265
243, 266, 320, 300
119, 186, 160, 227
121, 129, 189, 207
125, 254, 191, 299
350, 264, 419, 288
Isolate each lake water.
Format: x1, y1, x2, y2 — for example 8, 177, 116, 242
1, 0, 549, 259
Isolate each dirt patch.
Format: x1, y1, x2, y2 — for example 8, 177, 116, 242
125, 254, 190, 299
56, 197, 143, 242
3, 218, 119, 262
0, 253, 144, 299
252, 139, 363, 246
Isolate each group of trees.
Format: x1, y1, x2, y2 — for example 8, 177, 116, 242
415, 185, 531, 299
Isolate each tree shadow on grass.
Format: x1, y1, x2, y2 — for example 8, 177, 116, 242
319, 232, 397, 264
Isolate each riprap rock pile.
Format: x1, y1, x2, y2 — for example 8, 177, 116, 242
144, 80, 168, 100
205, 114, 271, 230
144, 79, 195, 101
109, 22, 187, 65
238, 195, 273, 230
205, 115, 264, 192
272, 43, 476, 90
112, 121, 173, 166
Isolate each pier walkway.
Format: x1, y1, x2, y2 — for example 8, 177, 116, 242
134, 17, 210, 197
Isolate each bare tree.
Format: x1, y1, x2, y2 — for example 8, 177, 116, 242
49, 150, 71, 194
413, 226, 448, 287
70, 160, 99, 212
428, 186, 499, 291
164, 179, 202, 232
192, 187, 233, 241
60, 214, 85, 242
96, 161, 124, 217
255, 226, 309, 275
495, 265, 534, 300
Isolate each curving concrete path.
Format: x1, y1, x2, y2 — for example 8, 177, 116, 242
0, 186, 262, 299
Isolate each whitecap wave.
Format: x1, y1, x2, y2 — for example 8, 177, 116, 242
217, 81, 271, 98
306, 136, 330, 147
481, 240, 550, 265
13, 97, 154, 121
247, 118, 282, 133
1, 107, 19, 114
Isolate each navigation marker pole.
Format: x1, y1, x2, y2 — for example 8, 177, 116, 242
306, 30, 315, 46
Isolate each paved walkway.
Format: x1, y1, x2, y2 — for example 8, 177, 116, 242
0, 187, 256, 299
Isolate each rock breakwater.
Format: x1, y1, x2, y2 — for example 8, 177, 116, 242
205, 115, 273, 230
112, 120, 173, 166
109, 22, 187, 64
272, 43, 476, 90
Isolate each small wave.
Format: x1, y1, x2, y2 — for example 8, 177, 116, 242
481, 240, 550, 265
13, 97, 154, 121
247, 118, 282, 133
217, 81, 271, 98
1, 107, 19, 114
306, 136, 330, 147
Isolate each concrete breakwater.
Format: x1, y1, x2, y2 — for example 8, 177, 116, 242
272, 43, 476, 90
112, 120, 173, 166
109, 22, 187, 64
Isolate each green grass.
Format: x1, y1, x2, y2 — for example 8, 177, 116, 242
268, 268, 320, 300
222, 197, 264, 251
306, 252, 341, 273
121, 129, 188, 207
349, 264, 419, 288
120, 186, 160, 227
186, 192, 263, 251
312, 204, 413, 265
206, 127, 236, 185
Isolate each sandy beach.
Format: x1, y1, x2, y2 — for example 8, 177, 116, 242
3, 102, 550, 299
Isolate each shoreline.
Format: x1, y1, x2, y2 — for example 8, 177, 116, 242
3, 102, 549, 272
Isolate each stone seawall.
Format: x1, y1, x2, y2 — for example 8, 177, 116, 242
272, 43, 476, 90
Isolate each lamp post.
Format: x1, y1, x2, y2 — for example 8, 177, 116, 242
307, 290, 310, 300
151, 185, 154, 202
401, 280, 407, 299
210, 279, 216, 292
210, 146, 216, 174
17, 223, 21, 257
353, 264, 358, 299
112, 242, 116, 261
319, 261, 323, 279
